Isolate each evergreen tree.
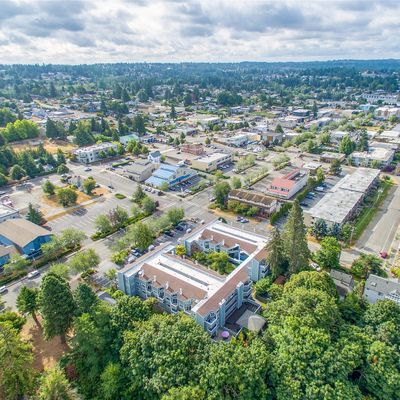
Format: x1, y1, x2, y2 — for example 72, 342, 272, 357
339, 135, 355, 156
10, 164, 26, 180
49, 82, 57, 98
46, 118, 59, 138
358, 129, 369, 152
26, 203, 44, 225
74, 283, 99, 316
121, 88, 130, 103
17, 286, 41, 328
329, 159, 342, 176
0, 322, 35, 399
39, 273, 76, 344
170, 104, 177, 120
37, 366, 80, 400
266, 227, 287, 278
312, 218, 328, 240
282, 200, 310, 274
57, 148, 66, 164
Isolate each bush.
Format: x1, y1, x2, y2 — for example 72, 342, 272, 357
115, 193, 126, 200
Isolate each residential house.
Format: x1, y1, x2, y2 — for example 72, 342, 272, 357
363, 274, 400, 305
330, 269, 355, 298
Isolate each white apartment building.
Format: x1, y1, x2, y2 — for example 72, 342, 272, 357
74, 142, 119, 164
191, 152, 233, 172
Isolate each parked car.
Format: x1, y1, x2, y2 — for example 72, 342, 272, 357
84, 167, 92, 172
379, 251, 388, 259
27, 270, 40, 279
241, 218, 249, 223
0, 286, 7, 294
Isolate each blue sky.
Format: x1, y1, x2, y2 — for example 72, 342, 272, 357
0, 0, 399, 64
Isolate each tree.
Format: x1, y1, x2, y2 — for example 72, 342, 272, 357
315, 236, 341, 269
201, 340, 270, 400
57, 164, 69, 174
57, 148, 66, 164
17, 286, 40, 328
358, 129, 369, 152
312, 218, 328, 240
95, 214, 112, 234
39, 273, 76, 344
3, 254, 30, 274
48, 263, 70, 280
69, 249, 100, 274
37, 366, 80, 400
74, 283, 98, 315
275, 124, 284, 134
133, 184, 146, 203
213, 181, 231, 208
10, 164, 26, 180
231, 176, 242, 189
167, 207, 185, 225
0, 311, 26, 332
142, 196, 156, 214
205, 137, 211, 145
99, 362, 128, 400
26, 202, 44, 225
341, 223, 352, 244
266, 227, 287, 278
130, 222, 153, 251
42, 179, 56, 195
120, 314, 210, 398
329, 222, 341, 239
339, 135, 355, 156
170, 104, 177, 120
59, 228, 86, 249
175, 244, 186, 257
108, 206, 129, 228
208, 251, 231, 274
82, 177, 96, 195
316, 167, 325, 183
329, 159, 342, 176
351, 253, 384, 279
0, 322, 35, 399
46, 118, 59, 139
57, 187, 78, 207
0, 172, 8, 186
282, 200, 310, 274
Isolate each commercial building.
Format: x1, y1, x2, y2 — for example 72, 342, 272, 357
0, 219, 52, 258
268, 169, 308, 199
125, 160, 157, 182
118, 221, 270, 336
304, 168, 380, 227
351, 146, 395, 168
191, 152, 233, 172
74, 142, 119, 164
0, 245, 17, 268
228, 189, 279, 216
181, 143, 205, 155
0, 204, 19, 223
363, 274, 400, 305
145, 163, 195, 188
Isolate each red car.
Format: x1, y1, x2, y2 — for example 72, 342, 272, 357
379, 251, 388, 259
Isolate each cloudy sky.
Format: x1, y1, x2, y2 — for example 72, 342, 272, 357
0, 0, 399, 64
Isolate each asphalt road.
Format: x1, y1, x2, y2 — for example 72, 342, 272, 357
357, 183, 400, 255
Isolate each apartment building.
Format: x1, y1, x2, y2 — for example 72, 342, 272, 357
228, 189, 279, 217
118, 221, 270, 336
268, 169, 308, 199
351, 146, 395, 168
304, 168, 379, 227
191, 152, 233, 172
74, 142, 119, 164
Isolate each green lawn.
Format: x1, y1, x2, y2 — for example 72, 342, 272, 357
352, 180, 393, 242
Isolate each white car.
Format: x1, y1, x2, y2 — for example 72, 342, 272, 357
0, 285, 7, 294
27, 270, 40, 279
84, 167, 92, 172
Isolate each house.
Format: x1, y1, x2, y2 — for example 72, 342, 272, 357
330, 269, 355, 298
74, 142, 119, 164
363, 274, 400, 305
118, 221, 270, 336
0, 204, 20, 223
191, 152, 233, 172
148, 150, 162, 164
145, 163, 195, 189
319, 152, 346, 164
268, 169, 308, 199
0, 219, 52, 258
228, 189, 279, 216
125, 160, 157, 182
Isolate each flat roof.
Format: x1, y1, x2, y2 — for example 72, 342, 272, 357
195, 152, 231, 163
0, 204, 18, 218
335, 167, 379, 193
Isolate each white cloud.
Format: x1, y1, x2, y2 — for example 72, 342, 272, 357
0, 0, 399, 63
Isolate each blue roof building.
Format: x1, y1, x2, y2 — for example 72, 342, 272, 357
145, 163, 195, 188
